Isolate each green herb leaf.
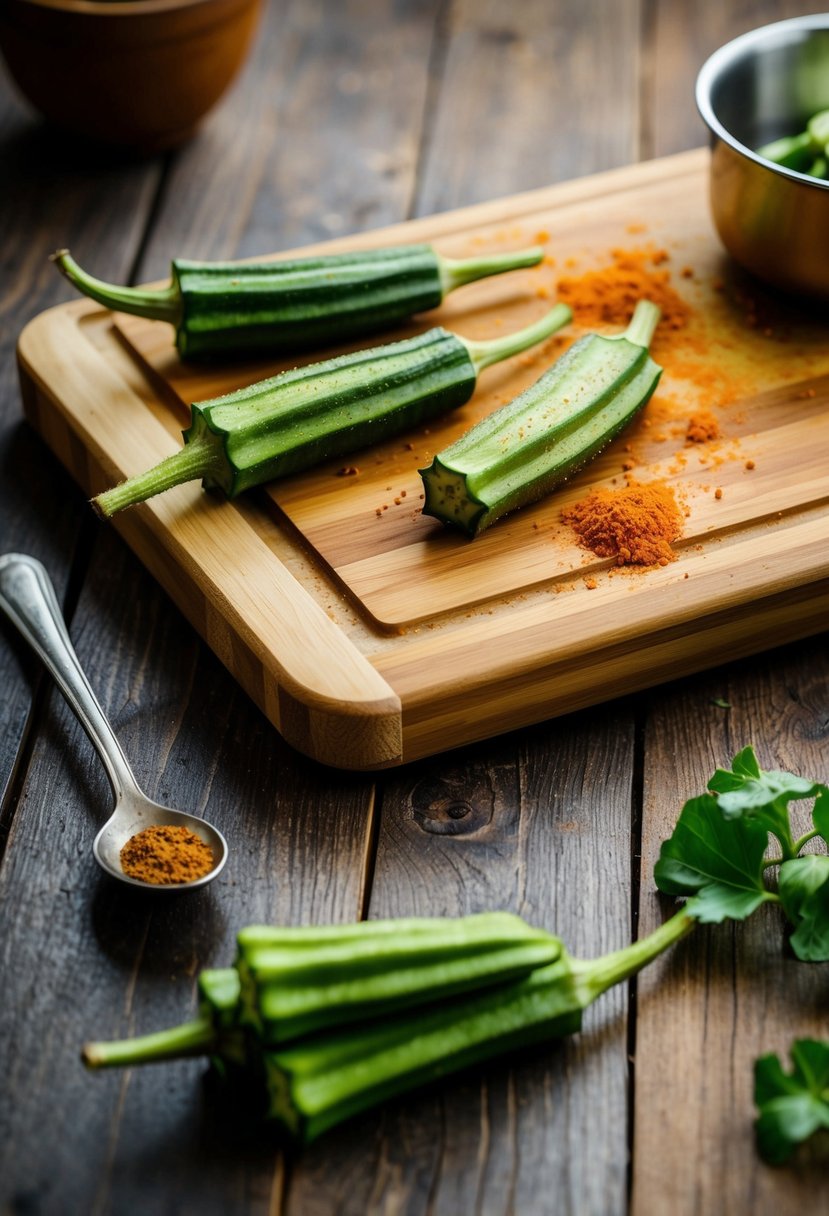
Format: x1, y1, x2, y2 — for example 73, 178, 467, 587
708, 747, 824, 859
653, 793, 772, 922
754, 1039, 829, 1164
813, 786, 829, 845
778, 856, 829, 962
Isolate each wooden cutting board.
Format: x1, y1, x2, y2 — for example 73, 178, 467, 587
17, 149, 829, 769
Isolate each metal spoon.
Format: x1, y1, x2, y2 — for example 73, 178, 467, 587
0, 553, 228, 891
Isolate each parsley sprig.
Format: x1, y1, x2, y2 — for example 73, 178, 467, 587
654, 745, 829, 961
654, 746, 829, 1164
754, 1040, 829, 1164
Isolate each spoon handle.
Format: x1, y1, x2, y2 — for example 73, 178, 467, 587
0, 553, 141, 803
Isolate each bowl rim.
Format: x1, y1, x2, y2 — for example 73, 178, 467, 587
695, 12, 829, 192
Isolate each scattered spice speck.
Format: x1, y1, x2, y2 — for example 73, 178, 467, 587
686, 410, 720, 444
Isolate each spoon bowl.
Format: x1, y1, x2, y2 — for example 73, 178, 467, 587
0, 553, 227, 891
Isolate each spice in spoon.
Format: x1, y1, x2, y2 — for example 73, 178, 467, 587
120, 824, 215, 885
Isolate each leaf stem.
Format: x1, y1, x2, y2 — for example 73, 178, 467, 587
772, 799, 798, 862
792, 828, 821, 855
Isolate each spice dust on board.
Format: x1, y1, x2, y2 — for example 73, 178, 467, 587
120, 823, 215, 885
555, 246, 692, 337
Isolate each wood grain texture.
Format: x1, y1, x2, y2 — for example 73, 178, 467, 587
2, 0, 828, 1213
136, 0, 442, 275
642, 0, 823, 157
631, 645, 829, 1215
415, 0, 641, 211
0, 69, 162, 817
287, 709, 636, 1216
0, 528, 376, 1216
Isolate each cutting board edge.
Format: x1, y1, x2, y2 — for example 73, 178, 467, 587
395, 577, 829, 763
15, 306, 405, 772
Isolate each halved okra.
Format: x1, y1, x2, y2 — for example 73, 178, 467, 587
419, 299, 662, 536
91, 304, 572, 517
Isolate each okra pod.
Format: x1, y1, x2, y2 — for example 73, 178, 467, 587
82, 908, 694, 1145
420, 299, 661, 536
52, 244, 545, 361
265, 958, 584, 1140
91, 304, 572, 517
235, 912, 561, 1042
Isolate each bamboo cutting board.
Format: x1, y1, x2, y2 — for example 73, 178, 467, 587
17, 149, 829, 768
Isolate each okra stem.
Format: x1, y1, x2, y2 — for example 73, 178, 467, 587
463, 302, 572, 373
92, 429, 226, 518
614, 298, 661, 348
438, 246, 543, 294
82, 1016, 215, 1069
568, 908, 695, 1004
51, 250, 181, 325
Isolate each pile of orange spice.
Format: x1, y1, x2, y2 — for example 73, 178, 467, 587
563, 480, 683, 567
120, 823, 215, 885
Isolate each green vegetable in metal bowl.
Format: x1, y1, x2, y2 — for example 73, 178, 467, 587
758, 108, 829, 179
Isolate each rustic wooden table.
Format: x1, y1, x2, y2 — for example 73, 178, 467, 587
1, 3, 827, 1213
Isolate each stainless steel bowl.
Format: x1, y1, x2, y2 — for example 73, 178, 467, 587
696, 15, 829, 298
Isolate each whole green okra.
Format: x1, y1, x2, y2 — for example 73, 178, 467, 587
52, 243, 545, 361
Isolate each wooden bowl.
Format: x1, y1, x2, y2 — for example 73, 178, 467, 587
0, 0, 263, 152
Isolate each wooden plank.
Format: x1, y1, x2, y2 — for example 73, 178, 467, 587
632, 4, 829, 1209
642, 0, 823, 157
287, 710, 636, 1214
0, 67, 162, 815
0, 527, 376, 1215
631, 643, 829, 1214
0, 3, 441, 1214
415, 0, 641, 209
135, 0, 442, 276
19, 151, 829, 765
288, 3, 642, 1210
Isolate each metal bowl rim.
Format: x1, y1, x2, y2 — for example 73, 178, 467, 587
695, 13, 829, 193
